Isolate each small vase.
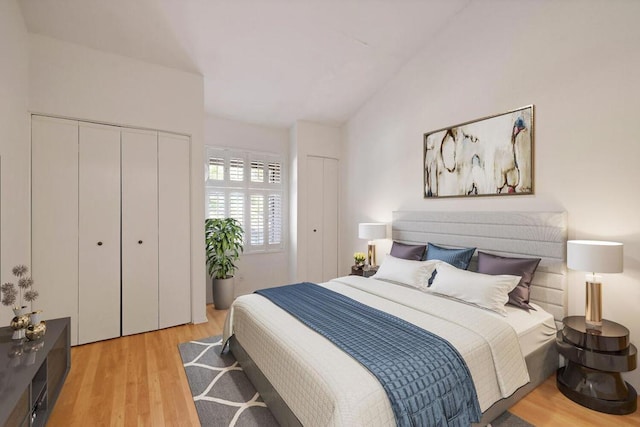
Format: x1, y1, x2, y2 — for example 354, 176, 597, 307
10, 314, 30, 341
12, 306, 27, 317
26, 321, 47, 341
29, 310, 43, 325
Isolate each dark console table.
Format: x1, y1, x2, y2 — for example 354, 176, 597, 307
0, 317, 71, 427
556, 315, 637, 414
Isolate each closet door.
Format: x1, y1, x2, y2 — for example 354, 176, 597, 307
158, 133, 191, 328
78, 123, 121, 344
306, 156, 338, 283
306, 156, 324, 283
322, 158, 339, 281
31, 116, 80, 345
121, 129, 159, 335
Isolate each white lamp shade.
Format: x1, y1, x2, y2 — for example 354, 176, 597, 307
358, 223, 386, 240
567, 240, 623, 273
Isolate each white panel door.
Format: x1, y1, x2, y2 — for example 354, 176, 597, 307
78, 123, 121, 344
158, 132, 191, 328
306, 156, 325, 283
121, 129, 159, 335
322, 158, 339, 281
31, 116, 80, 345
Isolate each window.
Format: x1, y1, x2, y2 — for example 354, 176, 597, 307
205, 147, 285, 253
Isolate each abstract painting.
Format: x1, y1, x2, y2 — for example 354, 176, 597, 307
424, 105, 534, 198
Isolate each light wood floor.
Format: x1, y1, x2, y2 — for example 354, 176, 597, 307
49, 305, 640, 426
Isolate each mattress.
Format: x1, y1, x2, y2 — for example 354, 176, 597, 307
503, 302, 557, 357
224, 275, 552, 426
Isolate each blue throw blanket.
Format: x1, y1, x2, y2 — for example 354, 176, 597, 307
255, 282, 481, 427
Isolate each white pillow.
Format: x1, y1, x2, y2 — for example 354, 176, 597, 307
371, 255, 439, 290
429, 261, 521, 315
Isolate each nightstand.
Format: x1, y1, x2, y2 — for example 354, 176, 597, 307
350, 265, 378, 278
556, 315, 637, 414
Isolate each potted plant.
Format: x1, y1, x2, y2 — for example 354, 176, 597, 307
353, 252, 366, 269
205, 218, 244, 310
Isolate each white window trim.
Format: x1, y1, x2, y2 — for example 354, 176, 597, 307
205, 146, 286, 254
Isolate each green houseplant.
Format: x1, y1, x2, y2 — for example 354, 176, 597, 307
205, 218, 244, 309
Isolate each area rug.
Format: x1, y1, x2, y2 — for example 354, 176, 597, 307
178, 335, 533, 427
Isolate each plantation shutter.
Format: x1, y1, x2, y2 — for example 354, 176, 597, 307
268, 194, 282, 245
208, 157, 224, 181
250, 194, 265, 246
250, 160, 264, 183
229, 192, 244, 230
207, 190, 225, 219
229, 157, 244, 182
205, 148, 284, 252
268, 161, 282, 184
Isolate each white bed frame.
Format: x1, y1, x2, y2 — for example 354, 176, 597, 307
232, 210, 568, 426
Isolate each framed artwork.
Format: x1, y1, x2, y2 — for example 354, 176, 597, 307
423, 105, 534, 198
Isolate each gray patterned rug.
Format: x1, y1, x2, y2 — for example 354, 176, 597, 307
178, 336, 533, 427
178, 336, 278, 426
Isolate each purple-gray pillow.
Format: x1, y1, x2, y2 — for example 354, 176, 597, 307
477, 251, 541, 310
390, 241, 427, 261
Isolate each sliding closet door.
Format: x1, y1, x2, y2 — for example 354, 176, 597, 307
31, 116, 80, 345
121, 129, 159, 336
78, 123, 121, 344
158, 132, 191, 328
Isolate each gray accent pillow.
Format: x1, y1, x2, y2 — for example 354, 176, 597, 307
390, 241, 427, 261
477, 251, 541, 310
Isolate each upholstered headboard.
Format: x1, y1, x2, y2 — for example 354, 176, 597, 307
392, 211, 567, 324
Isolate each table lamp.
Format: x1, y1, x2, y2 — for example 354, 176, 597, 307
358, 223, 386, 267
567, 240, 623, 327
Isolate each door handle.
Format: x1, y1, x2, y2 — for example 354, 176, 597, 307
138, 240, 143, 244
97, 241, 103, 246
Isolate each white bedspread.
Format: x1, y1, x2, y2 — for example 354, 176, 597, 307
223, 276, 530, 426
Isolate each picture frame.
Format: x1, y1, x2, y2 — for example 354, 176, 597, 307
423, 105, 534, 198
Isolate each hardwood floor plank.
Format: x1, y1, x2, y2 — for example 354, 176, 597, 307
510, 375, 640, 426
48, 305, 640, 426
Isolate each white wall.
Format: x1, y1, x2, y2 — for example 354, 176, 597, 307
28, 34, 208, 323
290, 121, 341, 282
342, 0, 640, 390
204, 115, 290, 299
0, 1, 29, 324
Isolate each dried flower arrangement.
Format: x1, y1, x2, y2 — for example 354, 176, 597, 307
1, 265, 39, 310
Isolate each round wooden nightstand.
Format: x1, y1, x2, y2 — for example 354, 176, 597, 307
556, 315, 637, 414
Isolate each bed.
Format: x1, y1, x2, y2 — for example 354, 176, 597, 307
224, 211, 567, 426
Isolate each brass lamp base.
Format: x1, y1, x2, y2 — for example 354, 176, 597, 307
585, 279, 602, 329
367, 243, 377, 267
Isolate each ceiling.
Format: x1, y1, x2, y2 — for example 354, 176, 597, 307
19, 0, 471, 128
